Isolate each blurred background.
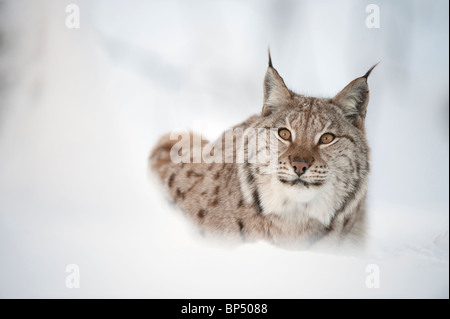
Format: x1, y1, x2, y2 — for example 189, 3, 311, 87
0, 0, 448, 298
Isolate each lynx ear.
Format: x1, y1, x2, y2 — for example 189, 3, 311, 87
262, 52, 291, 116
332, 64, 378, 130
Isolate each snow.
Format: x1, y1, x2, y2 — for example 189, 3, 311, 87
0, 0, 448, 298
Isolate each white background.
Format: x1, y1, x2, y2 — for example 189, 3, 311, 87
0, 0, 448, 298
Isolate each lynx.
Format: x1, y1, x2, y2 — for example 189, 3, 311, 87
149, 53, 376, 250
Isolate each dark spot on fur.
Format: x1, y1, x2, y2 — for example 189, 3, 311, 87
252, 190, 263, 214
238, 219, 244, 231
200, 191, 207, 196
224, 164, 235, 189
355, 160, 361, 176
246, 171, 255, 184
214, 186, 220, 196
238, 219, 245, 241
214, 171, 221, 180
168, 173, 175, 188
198, 209, 206, 219
187, 170, 204, 178
210, 198, 219, 207
176, 188, 185, 201
237, 199, 244, 208
343, 216, 351, 228
311, 181, 324, 187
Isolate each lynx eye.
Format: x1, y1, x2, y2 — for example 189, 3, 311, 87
278, 128, 291, 140
320, 133, 335, 145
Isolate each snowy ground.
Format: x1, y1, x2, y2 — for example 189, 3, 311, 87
0, 0, 448, 298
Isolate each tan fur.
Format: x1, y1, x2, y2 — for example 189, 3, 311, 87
149, 54, 376, 251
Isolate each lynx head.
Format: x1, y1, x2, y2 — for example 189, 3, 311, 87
250, 53, 376, 222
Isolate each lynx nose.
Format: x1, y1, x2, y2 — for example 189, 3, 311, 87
292, 156, 309, 176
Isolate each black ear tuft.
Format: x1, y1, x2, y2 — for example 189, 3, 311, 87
262, 51, 291, 116
362, 62, 379, 81
268, 48, 273, 68
332, 64, 378, 130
